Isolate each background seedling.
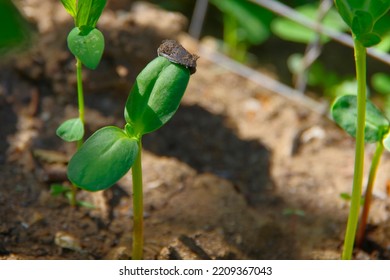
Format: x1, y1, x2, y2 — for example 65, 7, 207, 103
333, 0, 390, 260
58, 0, 106, 206
50, 184, 95, 208
209, 0, 273, 62
67, 40, 197, 259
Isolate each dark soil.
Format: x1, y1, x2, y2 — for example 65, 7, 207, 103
1, 0, 390, 260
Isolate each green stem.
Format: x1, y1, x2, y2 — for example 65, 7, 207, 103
70, 57, 85, 207
356, 141, 384, 248
342, 39, 367, 260
223, 14, 247, 62
223, 14, 238, 59
131, 139, 144, 260
76, 57, 85, 149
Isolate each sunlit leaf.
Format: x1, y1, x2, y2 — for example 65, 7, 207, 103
56, 117, 84, 142
60, 0, 76, 18
76, 0, 107, 28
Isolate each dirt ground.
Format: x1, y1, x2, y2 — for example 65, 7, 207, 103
1, 0, 390, 260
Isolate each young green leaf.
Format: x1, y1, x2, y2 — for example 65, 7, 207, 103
67, 26, 104, 69
331, 94, 389, 142
67, 126, 138, 191
334, 0, 390, 47
76, 0, 107, 28
124, 56, 190, 136
50, 184, 71, 196
56, 117, 84, 142
60, 0, 76, 18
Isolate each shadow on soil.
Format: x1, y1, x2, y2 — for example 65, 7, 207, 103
143, 104, 274, 206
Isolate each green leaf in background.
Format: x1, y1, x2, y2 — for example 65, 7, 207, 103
0, 0, 32, 54
56, 117, 84, 142
76, 0, 107, 28
74, 199, 95, 209
67, 26, 104, 69
334, 0, 390, 47
331, 95, 389, 142
287, 53, 342, 89
50, 184, 71, 196
329, 79, 358, 98
60, 0, 77, 18
372, 72, 390, 95
272, 4, 347, 44
124, 56, 190, 136
209, 0, 273, 45
68, 126, 138, 191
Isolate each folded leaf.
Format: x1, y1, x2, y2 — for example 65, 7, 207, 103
68, 126, 138, 191
124, 56, 190, 136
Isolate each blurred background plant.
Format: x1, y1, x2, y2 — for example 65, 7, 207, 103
148, 0, 390, 111
3, 0, 390, 114
207, 0, 273, 63
0, 0, 33, 55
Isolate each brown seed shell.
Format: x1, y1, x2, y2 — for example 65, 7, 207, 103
157, 40, 199, 74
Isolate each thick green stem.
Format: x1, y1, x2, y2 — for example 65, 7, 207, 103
356, 141, 384, 248
131, 139, 144, 260
342, 39, 366, 260
70, 57, 85, 207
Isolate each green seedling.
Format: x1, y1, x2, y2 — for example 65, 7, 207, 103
333, 0, 390, 260
67, 40, 198, 259
50, 184, 95, 208
209, 0, 273, 62
282, 208, 305, 217
332, 94, 390, 250
57, 0, 106, 206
